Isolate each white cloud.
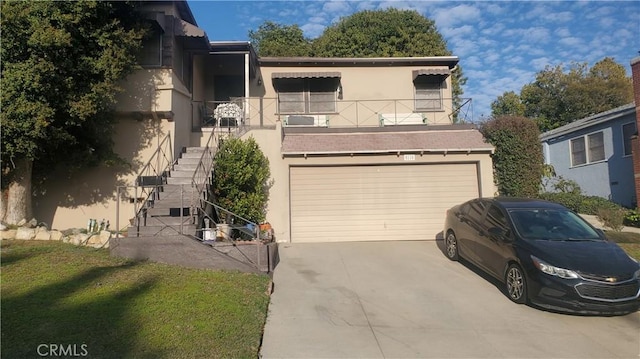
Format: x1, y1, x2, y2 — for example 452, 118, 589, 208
555, 28, 571, 37
558, 36, 583, 48
301, 23, 327, 38
530, 57, 555, 70
432, 4, 481, 29
322, 1, 352, 14
441, 25, 475, 38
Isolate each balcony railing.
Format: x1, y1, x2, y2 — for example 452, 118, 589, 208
193, 97, 472, 130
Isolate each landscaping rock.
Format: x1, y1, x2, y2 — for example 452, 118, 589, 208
27, 218, 38, 228
1, 230, 17, 240
17, 218, 27, 227
86, 230, 111, 248
15, 227, 36, 240
34, 228, 51, 241
70, 234, 89, 246
0, 223, 6, 231
50, 230, 64, 241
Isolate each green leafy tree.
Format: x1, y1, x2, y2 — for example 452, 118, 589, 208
0, 1, 146, 224
213, 137, 271, 223
249, 9, 466, 119
490, 91, 525, 117
480, 116, 543, 197
248, 21, 312, 57
518, 57, 632, 132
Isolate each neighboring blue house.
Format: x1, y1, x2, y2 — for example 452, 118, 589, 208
540, 103, 637, 208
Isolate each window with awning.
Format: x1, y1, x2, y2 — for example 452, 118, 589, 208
273, 73, 341, 114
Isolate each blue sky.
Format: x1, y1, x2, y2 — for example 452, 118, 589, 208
187, 0, 640, 122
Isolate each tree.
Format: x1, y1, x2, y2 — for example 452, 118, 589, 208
514, 58, 633, 132
490, 91, 525, 117
0, 1, 146, 224
248, 21, 311, 57
480, 116, 543, 198
248, 9, 466, 118
212, 137, 271, 223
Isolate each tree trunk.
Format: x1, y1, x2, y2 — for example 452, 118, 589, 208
3, 158, 33, 225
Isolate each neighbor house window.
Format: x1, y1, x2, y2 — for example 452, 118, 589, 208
570, 131, 605, 166
276, 78, 338, 114
622, 122, 636, 157
414, 77, 443, 111
137, 25, 163, 67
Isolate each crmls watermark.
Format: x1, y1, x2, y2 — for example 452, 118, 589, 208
37, 343, 88, 357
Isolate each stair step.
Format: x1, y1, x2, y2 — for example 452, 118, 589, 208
146, 206, 192, 217
173, 163, 198, 172
169, 170, 194, 178
185, 147, 207, 153
127, 224, 198, 237
140, 216, 194, 227
167, 177, 194, 185
176, 157, 202, 165
181, 151, 207, 159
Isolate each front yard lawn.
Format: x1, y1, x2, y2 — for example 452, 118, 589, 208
1, 240, 271, 359
605, 231, 640, 261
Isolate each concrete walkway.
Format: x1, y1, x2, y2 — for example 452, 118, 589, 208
580, 214, 640, 234
260, 241, 640, 358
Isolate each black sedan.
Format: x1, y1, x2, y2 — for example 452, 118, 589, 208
443, 197, 640, 314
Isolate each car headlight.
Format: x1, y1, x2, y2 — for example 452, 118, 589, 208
634, 268, 640, 280
531, 256, 579, 279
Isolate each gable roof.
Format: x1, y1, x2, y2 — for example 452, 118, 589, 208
281, 125, 493, 156
539, 103, 635, 141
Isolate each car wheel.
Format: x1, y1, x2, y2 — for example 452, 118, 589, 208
445, 231, 459, 261
505, 264, 527, 304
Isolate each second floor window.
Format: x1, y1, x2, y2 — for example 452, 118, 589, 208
138, 25, 163, 67
414, 77, 443, 111
276, 77, 339, 114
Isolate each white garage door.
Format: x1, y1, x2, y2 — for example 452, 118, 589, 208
290, 164, 479, 242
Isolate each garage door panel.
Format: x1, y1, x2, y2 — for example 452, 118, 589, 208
290, 164, 479, 242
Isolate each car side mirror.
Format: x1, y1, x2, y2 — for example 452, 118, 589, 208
595, 228, 606, 239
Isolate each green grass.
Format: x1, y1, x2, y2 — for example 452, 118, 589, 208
604, 231, 640, 261
1, 240, 271, 359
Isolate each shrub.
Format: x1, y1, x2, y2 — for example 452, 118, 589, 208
212, 137, 271, 223
480, 116, 543, 197
596, 207, 626, 232
624, 209, 640, 228
537, 192, 622, 215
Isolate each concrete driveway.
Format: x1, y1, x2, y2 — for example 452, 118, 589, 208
260, 241, 640, 358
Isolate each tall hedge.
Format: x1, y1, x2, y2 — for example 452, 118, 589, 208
212, 137, 271, 223
480, 116, 543, 197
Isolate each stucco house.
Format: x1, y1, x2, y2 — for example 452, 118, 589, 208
540, 103, 637, 208
34, 0, 495, 243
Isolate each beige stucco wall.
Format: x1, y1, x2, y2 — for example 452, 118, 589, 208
34, 118, 175, 231
243, 124, 495, 243
258, 65, 454, 126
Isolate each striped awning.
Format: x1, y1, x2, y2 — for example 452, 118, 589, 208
412, 68, 451, 80
174, 19, 206, 38
272, 72, 341, 79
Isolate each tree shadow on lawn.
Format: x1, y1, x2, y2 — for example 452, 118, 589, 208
1, 260, 163, 359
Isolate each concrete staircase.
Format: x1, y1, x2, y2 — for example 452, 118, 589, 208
128, 147, 211, 237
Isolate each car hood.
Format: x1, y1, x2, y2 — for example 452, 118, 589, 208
524, 239, 639, 276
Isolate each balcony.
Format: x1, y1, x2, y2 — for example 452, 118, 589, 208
192, 97, 472, 131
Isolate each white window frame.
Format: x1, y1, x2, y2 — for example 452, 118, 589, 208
276, 78, 337, 115
622, 122, 636, 157
570, 131, 605, 167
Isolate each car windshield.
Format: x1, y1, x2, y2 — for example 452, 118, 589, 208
508, 208, 602, 241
